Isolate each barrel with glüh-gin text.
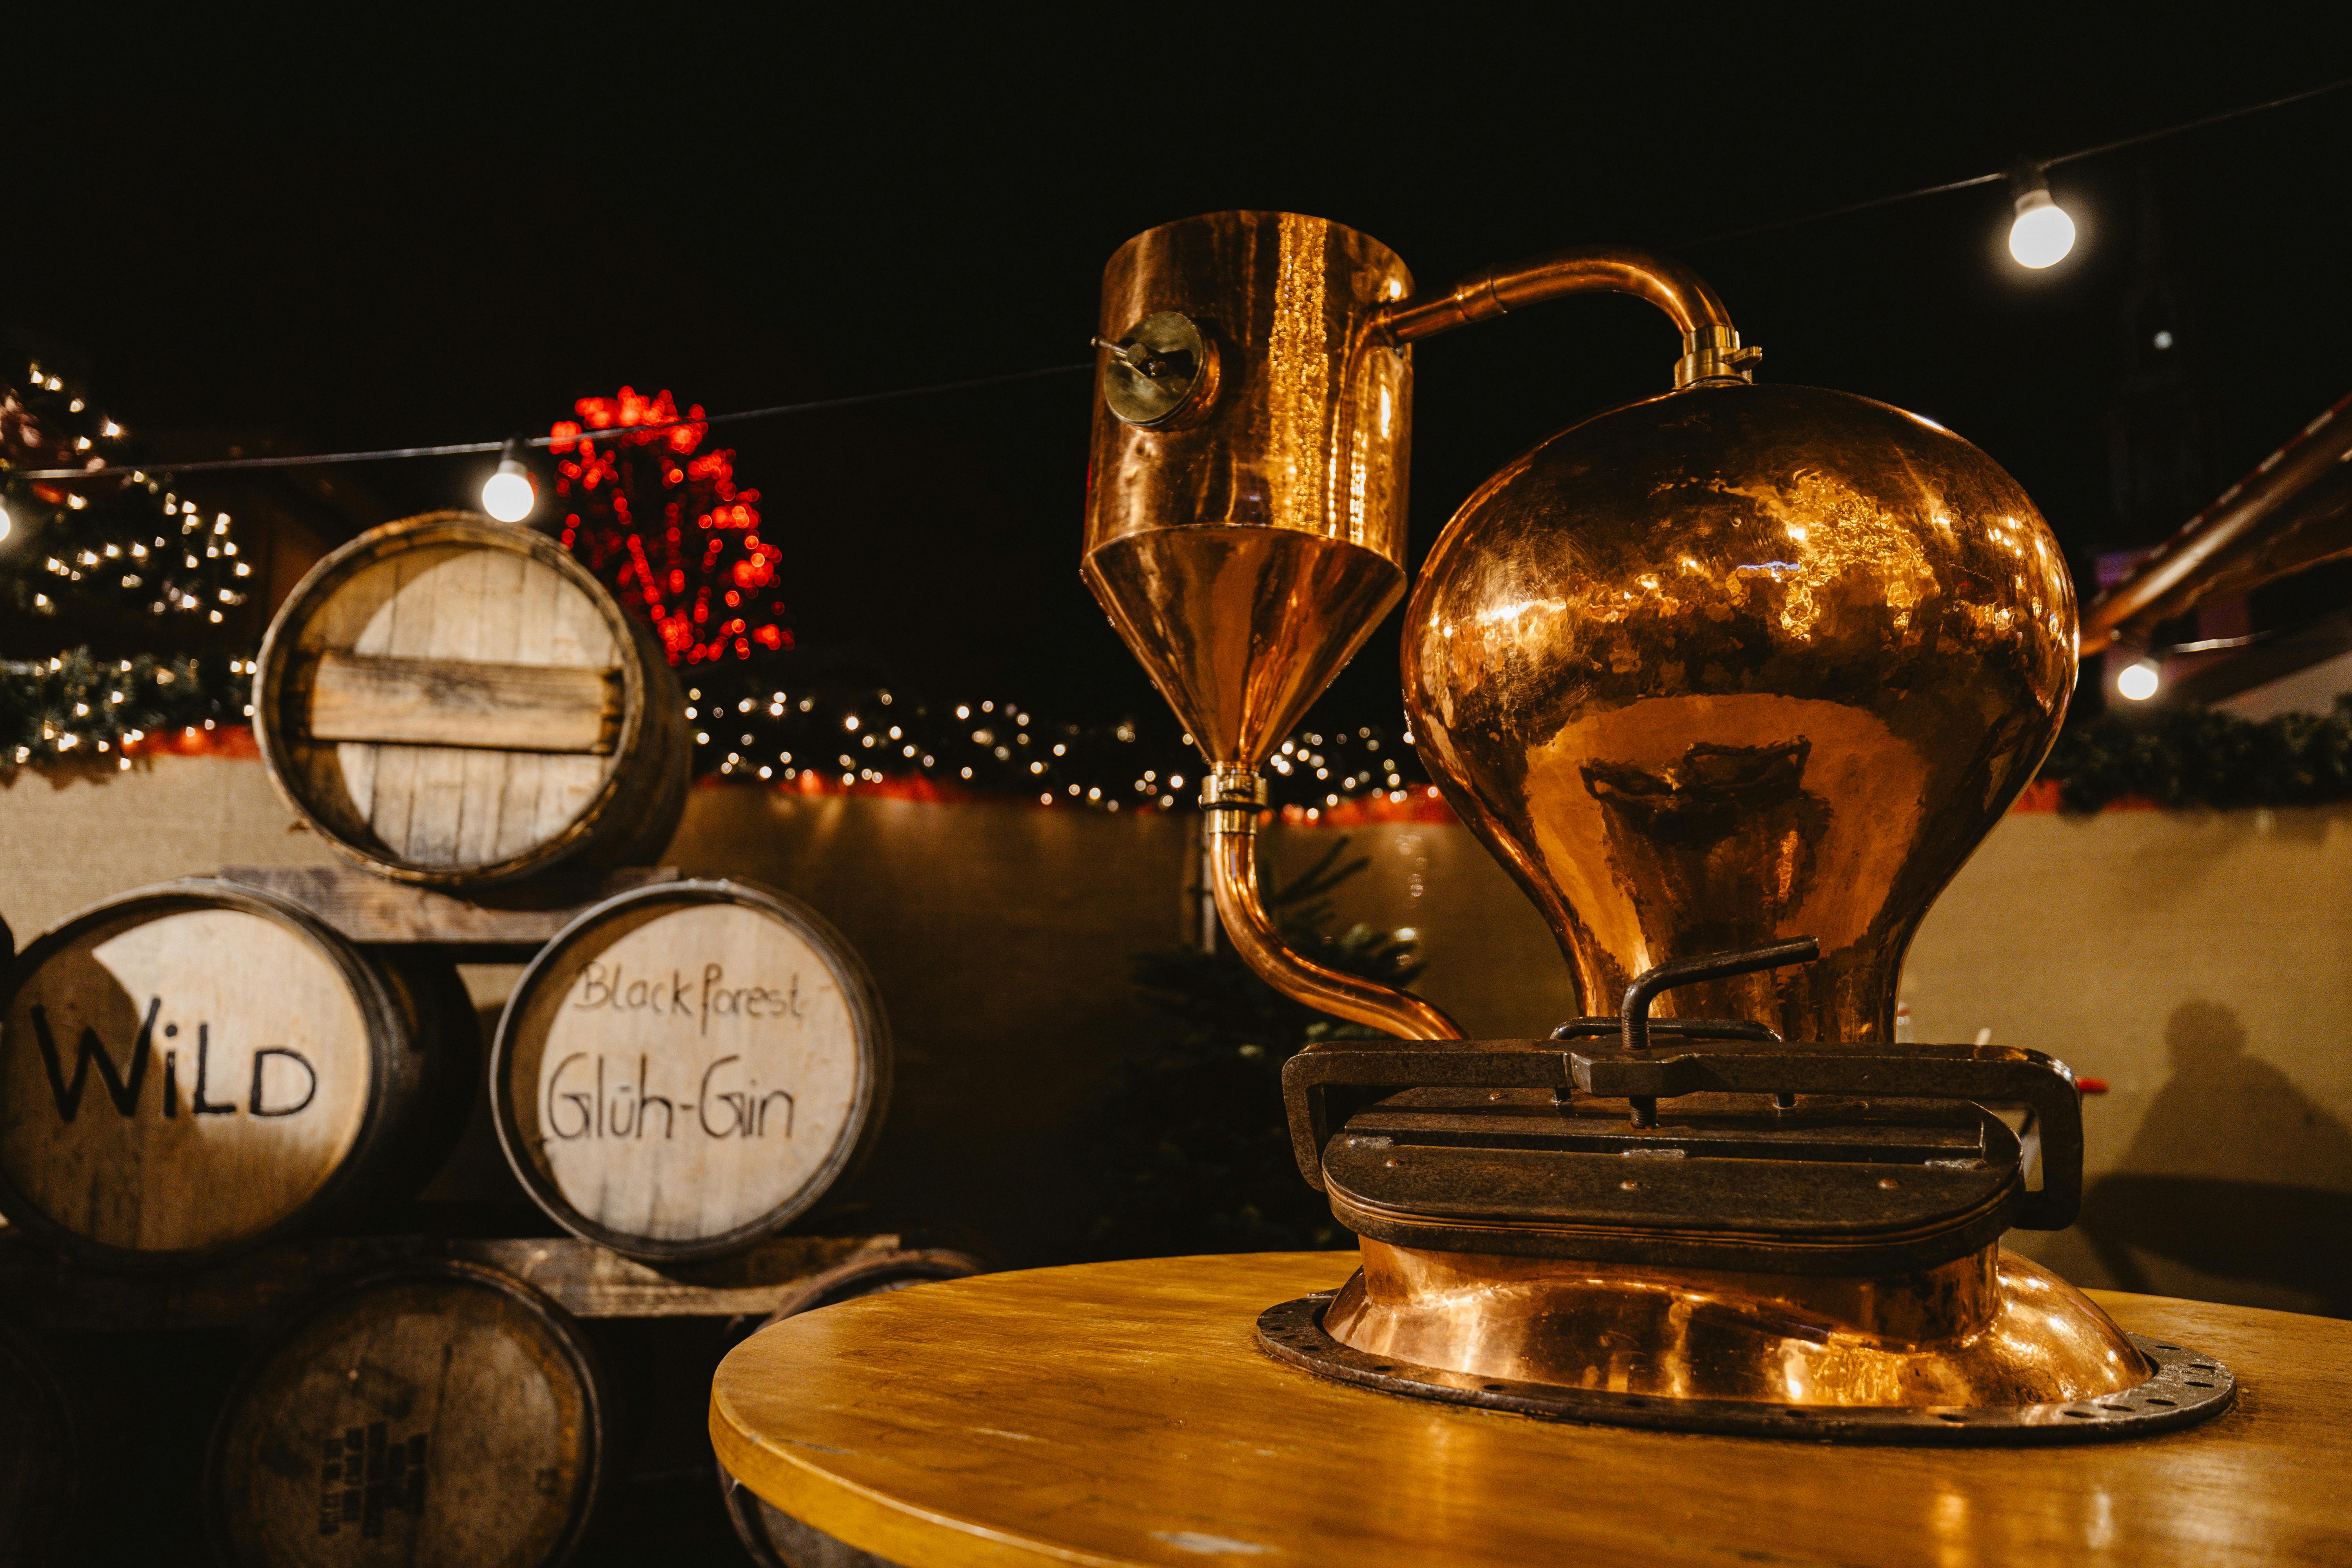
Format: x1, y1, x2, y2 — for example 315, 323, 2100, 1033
490, 878, 889, 1262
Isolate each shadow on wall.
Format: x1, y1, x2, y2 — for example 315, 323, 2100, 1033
2077, 998, 2352, 1317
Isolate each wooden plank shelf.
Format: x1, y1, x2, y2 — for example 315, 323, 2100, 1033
0, 1230, 904, 1331
216, 862, 681, 954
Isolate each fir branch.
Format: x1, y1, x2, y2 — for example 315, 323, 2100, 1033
2041, 695, 2352, 813
1077, 837, 1424, 1260
0, 650, 248, 767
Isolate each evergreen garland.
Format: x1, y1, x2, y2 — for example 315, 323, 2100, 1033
1, 363, 254, 624
0, 650, 248, 768
1073, 840, 1425, 1260
2041, 695, 2352, 814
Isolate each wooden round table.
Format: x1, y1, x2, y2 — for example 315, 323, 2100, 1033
710, 1252, 2352, 1567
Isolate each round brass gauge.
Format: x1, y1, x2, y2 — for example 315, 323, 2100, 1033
1100, 311, 1216, 426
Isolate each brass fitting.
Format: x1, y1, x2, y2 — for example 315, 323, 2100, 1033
1674, 325, 1764, 389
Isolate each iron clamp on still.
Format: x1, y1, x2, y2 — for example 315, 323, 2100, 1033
1081, 210, 2234, 1444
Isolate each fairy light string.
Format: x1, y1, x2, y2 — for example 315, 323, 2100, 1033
9, 80, 2346, 808
0, 647, 1443, 819
0, 361, 252, 623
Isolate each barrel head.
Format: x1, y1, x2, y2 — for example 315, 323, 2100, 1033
493, 880, 890, 1261
0, 887, 383, 1265
206, 1264, 604, 1567
255, 512, 688, 888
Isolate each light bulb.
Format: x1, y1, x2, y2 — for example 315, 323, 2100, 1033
2116, 658, 2160, 702
2008, 188, 2075, 270
481, 437, 536, 523
0, 499, 11, 545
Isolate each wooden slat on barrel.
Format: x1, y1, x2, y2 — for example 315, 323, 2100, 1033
365, 543, 432, 859
0, 1233, 912, 1331
457, 543, 521, 869
303, 653, 621, 753
217, 864, 681, 950
528, 554, 615, 852
505, 542, 563, 848
493, 880, 890, 1262
207, 1263, 605, 1568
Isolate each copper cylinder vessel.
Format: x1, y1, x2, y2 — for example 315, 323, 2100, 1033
1082, 210, 2195, 1431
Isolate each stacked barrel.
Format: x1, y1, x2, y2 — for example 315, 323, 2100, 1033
0, 512, 938, 1566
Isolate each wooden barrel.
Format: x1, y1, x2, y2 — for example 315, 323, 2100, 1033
490, 879, 890, 1262
0, 881, 477, 1269
254, 510, 690, 888
0, 1316, 76, 1566
717, 1250, 983, 1568
206, 1262, 606, 1567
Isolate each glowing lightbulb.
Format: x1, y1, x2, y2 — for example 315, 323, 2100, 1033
2008, 187, 2075, 270
0, 499, 11, 545
481, 437, 536, 523
2116, 658, 2160, 702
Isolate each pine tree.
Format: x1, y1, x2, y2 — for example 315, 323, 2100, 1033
1076, 839, 1428, 1259
0, 360, 253, 630
547, 387, 789, 668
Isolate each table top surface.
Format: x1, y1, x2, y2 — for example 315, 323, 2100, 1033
709, 1251, 2352, 1568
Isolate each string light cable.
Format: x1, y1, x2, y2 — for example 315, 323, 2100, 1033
2, 362, 1093, 485
6, 77, 2342, 494
1675, 74, 2349, 251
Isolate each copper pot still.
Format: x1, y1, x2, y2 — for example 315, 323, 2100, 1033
1082, 212, 2230, 1441
1407, 381, 2076, 1044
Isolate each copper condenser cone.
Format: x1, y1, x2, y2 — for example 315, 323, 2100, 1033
1082, 212, 1414, 770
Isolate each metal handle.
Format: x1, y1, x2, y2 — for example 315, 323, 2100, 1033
1617, 938, 1820, 1125
1618, 937, 1820, 1052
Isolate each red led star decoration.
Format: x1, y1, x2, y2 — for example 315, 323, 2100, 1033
548, 387, 791, 664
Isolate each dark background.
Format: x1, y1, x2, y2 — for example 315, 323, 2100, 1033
10, 21, 2348, 733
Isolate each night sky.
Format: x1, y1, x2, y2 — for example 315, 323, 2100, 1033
15, 27, 2348, 735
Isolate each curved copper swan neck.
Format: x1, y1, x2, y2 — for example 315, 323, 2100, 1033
1375, 243, 1758, 387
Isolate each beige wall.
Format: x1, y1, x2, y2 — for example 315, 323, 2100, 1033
4, 757, 2347, 1308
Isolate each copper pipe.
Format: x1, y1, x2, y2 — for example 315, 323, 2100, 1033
1203, 768, 1463, 1041
2078, 394, 2352, 657
1374, 243, 1756, 387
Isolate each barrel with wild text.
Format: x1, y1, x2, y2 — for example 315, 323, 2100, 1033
0, 881, 476, 1269
491, 879, 890, 1262
205, 1261, 606, 1568
254, 510, 690, 888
